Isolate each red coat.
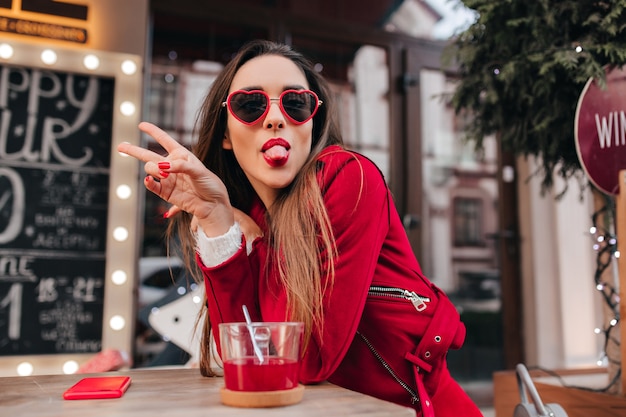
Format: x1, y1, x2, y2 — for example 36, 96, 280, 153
201, 145, 483, 417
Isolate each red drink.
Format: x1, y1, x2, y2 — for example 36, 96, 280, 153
223, 357, 300, 392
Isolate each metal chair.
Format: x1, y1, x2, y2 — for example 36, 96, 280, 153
514, 363, 568, 417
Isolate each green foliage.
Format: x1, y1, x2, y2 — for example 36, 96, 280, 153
446, 0, 626, 192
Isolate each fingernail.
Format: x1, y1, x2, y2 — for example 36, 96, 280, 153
159, 170, 169, 178
146, 175, 160, 183
158, 161, 170, 170
163, 211, 170, 219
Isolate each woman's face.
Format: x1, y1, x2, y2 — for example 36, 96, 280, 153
223, 54, 314, 207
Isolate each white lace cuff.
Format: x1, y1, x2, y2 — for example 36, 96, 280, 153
195, 222, 242, 267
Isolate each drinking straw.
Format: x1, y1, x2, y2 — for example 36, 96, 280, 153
242, 305, 264, 364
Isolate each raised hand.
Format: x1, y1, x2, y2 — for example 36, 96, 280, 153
117, 122, 234, 237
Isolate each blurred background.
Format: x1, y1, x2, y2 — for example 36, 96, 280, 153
2, 2, 623, 416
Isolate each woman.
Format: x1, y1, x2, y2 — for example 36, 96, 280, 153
118, 40, 482, 417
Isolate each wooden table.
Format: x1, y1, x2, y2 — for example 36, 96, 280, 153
0, 367, 415, 416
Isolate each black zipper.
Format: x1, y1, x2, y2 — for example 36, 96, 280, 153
357, 331, 419, 404
368, 286, 431, 312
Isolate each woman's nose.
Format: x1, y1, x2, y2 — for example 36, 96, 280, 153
263, 100, 285, 129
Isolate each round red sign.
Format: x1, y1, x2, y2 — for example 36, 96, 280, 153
575, 66, 626, 195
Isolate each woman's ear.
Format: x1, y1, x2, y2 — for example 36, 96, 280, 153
222, 135, 233, 150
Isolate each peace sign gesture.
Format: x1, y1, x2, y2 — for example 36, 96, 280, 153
118, 122, 235, 237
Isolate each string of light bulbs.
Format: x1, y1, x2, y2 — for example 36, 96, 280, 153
590, 201, 621, 391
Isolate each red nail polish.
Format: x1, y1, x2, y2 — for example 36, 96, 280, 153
159, 170, 169, 178
163, 211, 170, 219
158, 161, 170, 170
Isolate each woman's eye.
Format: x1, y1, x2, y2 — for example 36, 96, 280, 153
283, 97, 307, 109
243, 100, 265, 110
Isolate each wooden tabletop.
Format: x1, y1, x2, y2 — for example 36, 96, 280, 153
0, 367, 415, 416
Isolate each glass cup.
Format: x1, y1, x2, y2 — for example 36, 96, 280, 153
219, 321, 304, 392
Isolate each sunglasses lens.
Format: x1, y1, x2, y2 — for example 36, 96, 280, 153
227, 90, 319, 124
281, 91, 317, 123
229, 92, 268, 123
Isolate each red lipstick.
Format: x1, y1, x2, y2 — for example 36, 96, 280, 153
262, 138, 290, 167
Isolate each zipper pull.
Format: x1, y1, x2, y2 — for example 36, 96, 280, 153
405, 290, 429, 312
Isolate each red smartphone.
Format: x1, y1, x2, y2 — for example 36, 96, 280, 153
62, 376, 131, 400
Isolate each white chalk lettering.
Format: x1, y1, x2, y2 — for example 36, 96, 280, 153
0, 67, 98, 166
56, 340, 101, 352
72, 276, 101, 302
0, 255, 35, 281
595, 110, 626, 149
0, 167, 24, 244
32, 232, 100, 250
36, 277, 58, 302
0, 283, 22, 340
34, 213, 99, 229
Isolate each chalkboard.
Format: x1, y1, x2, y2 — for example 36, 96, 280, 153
0, 63, 115, 356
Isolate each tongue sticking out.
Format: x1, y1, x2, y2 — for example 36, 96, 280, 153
263, 147, 290, 169
264, 145, 288, 160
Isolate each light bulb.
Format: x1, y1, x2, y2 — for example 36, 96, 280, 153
0, 43, 14, 59
113, 227, 129, 242
121, 60, 137, 75
63, 360, 79, 374
17, 362, 34, 376
83, 54, 100, 70
109, 315, 126, 330
116, 184, 132, 200
41, 49, 57, 65
120, 101, 136, 116
111, 270, 128, 285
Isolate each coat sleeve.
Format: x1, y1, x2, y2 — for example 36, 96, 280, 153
299, 151, 391, 383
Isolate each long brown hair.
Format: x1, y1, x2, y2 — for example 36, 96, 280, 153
167, 40, 344, 376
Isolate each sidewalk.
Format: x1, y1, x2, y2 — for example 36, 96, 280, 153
481, 407, 495, 417
461, 379, 495, 417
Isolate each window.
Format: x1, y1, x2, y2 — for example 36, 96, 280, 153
147, 67, 179, 131
453, 197, 483, 247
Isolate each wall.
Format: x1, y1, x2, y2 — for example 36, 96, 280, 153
518, 157, 603, 370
